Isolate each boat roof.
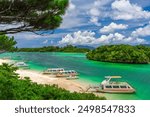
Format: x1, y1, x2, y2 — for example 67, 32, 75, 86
60, 70, 76, 72
15, 62, 26, 64
105, 76, 122, 79
47, 68, 64, 70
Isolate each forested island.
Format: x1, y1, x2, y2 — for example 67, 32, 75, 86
17, 45, 90, 53
86, 45, 150, 64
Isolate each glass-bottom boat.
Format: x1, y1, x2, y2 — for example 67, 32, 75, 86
43, 68, 64, 74
99, 76, 135, 93
13, 62, 29, 69
56, 70, 78, 77
88, 76, 135, 94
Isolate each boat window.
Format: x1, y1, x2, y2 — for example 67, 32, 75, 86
120, 86, 127, 88
128, 86, 131, 88
105, 85, 112, 88
113, 86, 119, 88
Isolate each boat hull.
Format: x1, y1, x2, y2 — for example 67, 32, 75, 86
96, 89, 135, 94
43, 72, 57, 75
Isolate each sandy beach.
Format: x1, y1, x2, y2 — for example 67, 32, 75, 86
0, 59, 11, 65
0, 58, 88, 93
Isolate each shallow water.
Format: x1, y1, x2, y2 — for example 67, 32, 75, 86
0, 52, 150, 100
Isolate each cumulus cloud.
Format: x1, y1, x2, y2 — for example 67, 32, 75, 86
111, 0, 150, 20
59, 31, 96, 45
132, 23, 150, 37
96, 33, 146, 45
58, 31, 146, 46
60, 0, 87, 29
88, 0, 112, 26
100, 22, 128, 33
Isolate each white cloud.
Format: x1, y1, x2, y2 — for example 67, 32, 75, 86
0, 22, 25, 31
90, 17, 101, 26
132, 23, 150, 37
8, 32, 42, 40
58, 31, 147, 46
60, 1, 87, 29
95, 33, 146, 45
89, 8, 100, 16
111, 0, 150, 20
59, 31, 96, 45
42, 40, 48, 44
100, 22, 128, 33
88, 0, 112, 26
68, 1, 76, 11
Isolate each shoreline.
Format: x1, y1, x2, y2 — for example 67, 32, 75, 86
16, 69, 89, 93
0, 58, 105, 97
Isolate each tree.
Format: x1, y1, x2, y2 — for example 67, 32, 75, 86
0, 34, 17, 51
0, 0, 69, 34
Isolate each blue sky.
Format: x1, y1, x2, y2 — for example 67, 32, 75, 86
8, 0, 150, 48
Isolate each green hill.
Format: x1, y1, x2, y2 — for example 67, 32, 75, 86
86, 45, 150, 64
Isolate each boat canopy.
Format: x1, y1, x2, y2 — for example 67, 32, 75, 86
105, 76, 122, 79
47, 68, 64, 70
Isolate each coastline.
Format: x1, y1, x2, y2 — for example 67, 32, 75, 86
0, 58, 103, 96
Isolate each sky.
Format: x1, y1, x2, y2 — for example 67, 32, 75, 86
7, 0, 150, 48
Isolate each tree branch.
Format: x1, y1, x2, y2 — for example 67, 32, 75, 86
0, 25, 55, 36
0, 0, 13, 14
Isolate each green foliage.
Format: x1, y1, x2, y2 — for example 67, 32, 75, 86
17, 45, 90, 53
87, 45, 150, 64
0, 34, 17, 51
0, 64, 106, 100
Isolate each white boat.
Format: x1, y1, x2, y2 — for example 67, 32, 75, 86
56, 70, 79, 77
99, 76, 135, 93
87, 76, 135, 94
2, 56, 11, 60
13, 62, 29, 69
66, 75, 79, 80
43, 68, 64, 74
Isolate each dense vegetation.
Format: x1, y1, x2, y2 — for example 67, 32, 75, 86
0, 0, 69, 34
87, 45, 150, 64
0, 63, 106, 100
17, 45, 90, 53
0, 34, 17, 52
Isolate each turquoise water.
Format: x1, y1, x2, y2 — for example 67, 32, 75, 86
0, 52, 150, 100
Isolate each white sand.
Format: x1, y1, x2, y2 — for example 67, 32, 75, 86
16, 69, 87, 92
0, 59, 11, 65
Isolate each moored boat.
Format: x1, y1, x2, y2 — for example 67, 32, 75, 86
87, 76, 135, 94
13, 62, 29, 69
66, 75, 79, 80
56, 70, 79, 77
43, 68, 64, 74
99, 76, 135, 93
2, 56, 11, 60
